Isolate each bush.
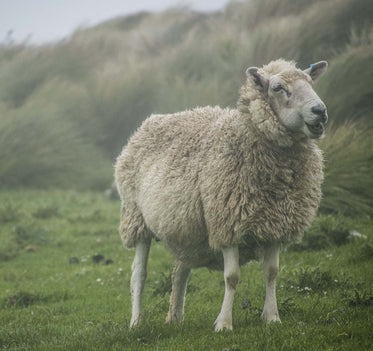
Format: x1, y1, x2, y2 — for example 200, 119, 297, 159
0, 92, 112, 190
320, 122, 373, 216
316, 32, 373, 125
0, 0, 372, 211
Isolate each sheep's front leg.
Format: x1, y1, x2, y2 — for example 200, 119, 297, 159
262, 243, 281, 323
130, 240, 151, 327
166, 260, 191, 324
215, 246, 240, 331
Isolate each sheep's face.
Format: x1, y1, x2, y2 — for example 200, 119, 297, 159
247, 61, 328, 139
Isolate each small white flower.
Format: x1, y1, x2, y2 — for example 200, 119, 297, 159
96, 278, 102, 282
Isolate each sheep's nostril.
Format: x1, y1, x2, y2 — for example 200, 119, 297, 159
311, 105, 326, 116
311, 105, 328, 123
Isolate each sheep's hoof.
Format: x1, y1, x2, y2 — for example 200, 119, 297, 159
261, 311, 281, 324
129, 321, 139, 328
214, 316, 233, 332
165, 313, 183, 324
130, 316, 141, 328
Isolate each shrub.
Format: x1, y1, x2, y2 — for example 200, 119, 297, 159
320, 122, 373, 216
0, 89, 112, 190
316, 32, 373, 125
0, 0, 372, 207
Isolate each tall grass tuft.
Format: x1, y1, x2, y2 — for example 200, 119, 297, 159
320, 122, 373, 216
0, 92, 111, 189
85, 67, 161, 156
317, 32, 373, 125
0, 0, 372, 210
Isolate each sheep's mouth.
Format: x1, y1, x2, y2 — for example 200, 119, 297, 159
306, 122, 324, 137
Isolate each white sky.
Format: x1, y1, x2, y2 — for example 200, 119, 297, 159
0, 0, 232, 45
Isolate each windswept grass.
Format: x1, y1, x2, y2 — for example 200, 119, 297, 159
0, 96, 112, 189
317, 31, 373, 124
320, 122, 373, 216
0, 0, 372, 213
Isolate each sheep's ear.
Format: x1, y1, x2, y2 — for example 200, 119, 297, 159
246, 67, 269, 92
303, 61, 328, 81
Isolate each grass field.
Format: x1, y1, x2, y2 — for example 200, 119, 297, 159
0, 190, 372, 350
1, 0, 372, 349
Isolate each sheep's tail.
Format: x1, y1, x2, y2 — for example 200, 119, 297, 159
119, 203, 153, 248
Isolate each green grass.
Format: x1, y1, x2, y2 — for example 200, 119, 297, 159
0, 190, 372, 350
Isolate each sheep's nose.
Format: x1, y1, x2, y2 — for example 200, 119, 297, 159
311, 105, 328, 124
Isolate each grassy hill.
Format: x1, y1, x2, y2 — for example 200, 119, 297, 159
0, 0, 373, 215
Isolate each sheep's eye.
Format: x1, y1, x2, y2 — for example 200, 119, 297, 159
273, 84, 284, 92
273, 84, 291, 97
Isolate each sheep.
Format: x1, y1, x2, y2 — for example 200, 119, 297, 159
115, 59, 328, 331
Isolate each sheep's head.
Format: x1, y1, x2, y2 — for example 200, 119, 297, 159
246, 60, 328, 139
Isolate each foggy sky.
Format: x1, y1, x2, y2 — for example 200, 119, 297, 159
0, 0, 232, 45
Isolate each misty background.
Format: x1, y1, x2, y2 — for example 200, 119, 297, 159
0, 0, 372, 216
0, 0, 232, 44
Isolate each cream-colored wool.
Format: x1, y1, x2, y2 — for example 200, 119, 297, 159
115, 59, 324, 269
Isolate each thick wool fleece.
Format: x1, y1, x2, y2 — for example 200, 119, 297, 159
115, 60, 323, 267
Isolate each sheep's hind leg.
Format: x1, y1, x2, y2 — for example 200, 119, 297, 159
261, 243, 281, 323
214, 246, 240, 331
130, 239, 151, 327
166, 260, 191, 324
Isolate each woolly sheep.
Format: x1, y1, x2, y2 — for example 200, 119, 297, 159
115, 59, 328, 331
